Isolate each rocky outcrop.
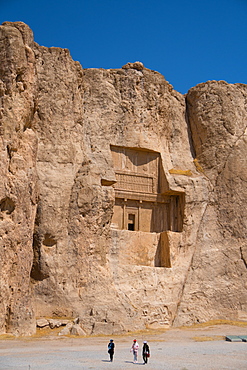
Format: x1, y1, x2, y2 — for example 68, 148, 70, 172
0, 22, 38, 335
0, 22, 246, 336
174, 82, 247, 325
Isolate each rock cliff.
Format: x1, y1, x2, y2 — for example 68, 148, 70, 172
0, 22, 246, 336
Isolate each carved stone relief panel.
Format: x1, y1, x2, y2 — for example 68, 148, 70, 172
115, 172, 154, 193
111, 146, 159, 193
110, 146, 184, 235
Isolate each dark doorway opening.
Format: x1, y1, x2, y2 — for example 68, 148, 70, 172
128, 214, 135, 231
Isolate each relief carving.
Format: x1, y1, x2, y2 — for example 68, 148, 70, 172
111, 146, 184, 235
115, 172, 154, 193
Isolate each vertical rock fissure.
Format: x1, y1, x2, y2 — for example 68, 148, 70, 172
185, 96, 196, 159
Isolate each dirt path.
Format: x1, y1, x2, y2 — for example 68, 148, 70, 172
0, 324, 246, 369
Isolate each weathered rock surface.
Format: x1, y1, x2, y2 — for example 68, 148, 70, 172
0, 21, 246, 336
0, 22, 38, 336
174, 82, 247, 325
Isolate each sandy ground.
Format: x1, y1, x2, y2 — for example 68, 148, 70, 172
0, 324, 246, 370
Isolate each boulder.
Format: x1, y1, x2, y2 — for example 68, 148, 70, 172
36, 318, 49, 328
70, 324, 86, 336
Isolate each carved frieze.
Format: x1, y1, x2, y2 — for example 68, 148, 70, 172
114, 172, 154, 193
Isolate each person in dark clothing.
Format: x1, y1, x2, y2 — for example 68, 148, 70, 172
142, 341, 150, 364
108, 339, 115, 362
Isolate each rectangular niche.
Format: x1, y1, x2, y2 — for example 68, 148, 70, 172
110, 146, 184, 234
110, 229, 173, 268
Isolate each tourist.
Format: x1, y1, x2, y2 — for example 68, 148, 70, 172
142, 341, 150, 364
107, 339, 115, 362
130, 339, 139, 363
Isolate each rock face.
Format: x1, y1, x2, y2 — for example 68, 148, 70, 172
0, 22, 246, 336
174, 82, 247, 325
0, 22, 38, 335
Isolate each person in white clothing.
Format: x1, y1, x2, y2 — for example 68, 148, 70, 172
130, 339, 139, 363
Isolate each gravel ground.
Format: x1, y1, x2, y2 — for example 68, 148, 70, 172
0, 324, 246, 370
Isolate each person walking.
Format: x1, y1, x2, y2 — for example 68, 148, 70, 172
130, 339, 139, 363
108, 339, 115, 362
142, 341, 150, 364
